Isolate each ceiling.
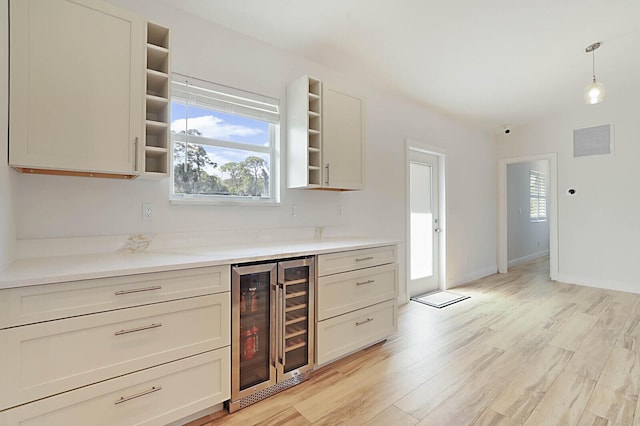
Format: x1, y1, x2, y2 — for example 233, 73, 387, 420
165, 0, 640, 132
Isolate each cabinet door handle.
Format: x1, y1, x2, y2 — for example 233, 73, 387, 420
134, 136, 139, 171
115, 323, 162, 336
355, 256, 374, 262
355, 318, 374, 326
115, 285, 162, 295
325, 163, 330, 185
356, 279, 375, 286
115, 386, 162, 405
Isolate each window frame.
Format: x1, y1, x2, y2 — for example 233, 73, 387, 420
529, 170, 547, 222
169, 74, 280, 206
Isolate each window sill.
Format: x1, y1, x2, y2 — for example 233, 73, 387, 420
170, 197, 280, 207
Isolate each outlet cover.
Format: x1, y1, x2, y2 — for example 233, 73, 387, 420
142, 203, 153, 221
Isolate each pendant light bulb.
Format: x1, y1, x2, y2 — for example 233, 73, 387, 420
584, 79, 605, 105
584, 42, 605, 105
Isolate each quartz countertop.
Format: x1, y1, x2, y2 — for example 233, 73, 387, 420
0, 238, 397, 289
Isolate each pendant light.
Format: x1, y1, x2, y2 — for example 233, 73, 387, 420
584, 42, 605, 105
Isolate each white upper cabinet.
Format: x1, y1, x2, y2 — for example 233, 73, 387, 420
286, 76, 365, 191
9, 0, 145, 179
322, 83, 365, 190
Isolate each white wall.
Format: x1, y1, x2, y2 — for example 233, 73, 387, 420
498, 81, 640, 292
507, 160, 550, 266
4, 0, 498, 298
0, 0, 15, 270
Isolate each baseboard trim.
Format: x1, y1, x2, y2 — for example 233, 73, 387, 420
556, 273, 639, 294
447, 265, 498, 288
507, 250, 550, 268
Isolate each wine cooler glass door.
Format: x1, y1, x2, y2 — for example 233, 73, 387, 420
278, 258, 315, 380
232, 263, 277, 400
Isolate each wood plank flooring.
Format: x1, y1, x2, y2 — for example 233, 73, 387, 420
190, 258, 640, 425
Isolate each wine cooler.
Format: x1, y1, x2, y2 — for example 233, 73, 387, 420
227, 257, 315, 412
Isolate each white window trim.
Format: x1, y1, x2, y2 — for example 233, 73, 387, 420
169, 74, 280, 205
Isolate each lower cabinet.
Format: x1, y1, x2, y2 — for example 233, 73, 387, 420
0, 348, 230, 426
316, 300, 396, 365
316, 245, 398, 366
0, 294, 229, 410
0, 266, 231, 424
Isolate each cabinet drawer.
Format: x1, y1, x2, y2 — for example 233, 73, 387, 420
0, 265, 230, 328
0, 348, 230, 426
316, 300, 396, 366
317, 263, 398, 321
0, 293, 230, 410
317, 245, 397, 276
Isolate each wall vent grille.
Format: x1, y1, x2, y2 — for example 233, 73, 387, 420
573, 124, 612, 157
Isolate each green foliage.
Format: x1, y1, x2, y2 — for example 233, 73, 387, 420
173, 134, 269, 197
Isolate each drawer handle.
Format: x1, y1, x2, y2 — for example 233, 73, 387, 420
355, 256, 374, 262
115, 323, 162, 336
115, 285, 162, 295
115, 386, 162, 405
356, 279, 375, 286
355, 318, 374, 326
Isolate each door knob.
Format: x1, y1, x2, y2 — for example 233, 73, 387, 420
434, 228, 441, 233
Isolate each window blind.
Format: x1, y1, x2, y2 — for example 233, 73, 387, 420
172, 73, 280, 124
529, 170, 547, 220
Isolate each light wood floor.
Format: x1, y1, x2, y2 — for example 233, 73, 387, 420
191, 258, 640, 425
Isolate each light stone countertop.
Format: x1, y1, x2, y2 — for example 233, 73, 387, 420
0, 238, 397, 289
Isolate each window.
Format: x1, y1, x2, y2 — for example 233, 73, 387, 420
529, 170, 547, 222
170, 74, 279, 203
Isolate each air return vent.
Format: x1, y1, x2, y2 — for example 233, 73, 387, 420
573, 124, 612, 157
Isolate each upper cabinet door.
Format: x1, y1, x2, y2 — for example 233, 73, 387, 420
322, 84, 365, 190
9, 0, 145, 176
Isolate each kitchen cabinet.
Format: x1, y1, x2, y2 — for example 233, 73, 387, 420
0, 265, 231, 425
8, 0, 170, 179
315, 245, 398, 365
0, 349, 229, 426
286, 75, 365, 190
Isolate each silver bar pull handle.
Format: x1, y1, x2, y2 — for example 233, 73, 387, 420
271, 283, 278, 368
115, 323, 162, 336
115, 285, 162, 295
355, 256, 374, 262
356, 279, 375, 286
279, 283, 286, 366
356, 318, 374, 326
325, 163, 330, 185
115, 386, 162, 405
134, 136, 139, 171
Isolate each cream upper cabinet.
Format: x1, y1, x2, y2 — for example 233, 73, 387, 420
286, 76, 365, 190
321, 83, 365, 190
9, 0, 145, 178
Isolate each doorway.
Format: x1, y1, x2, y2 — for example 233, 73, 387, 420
498, 153, 558, 280
407, 148, 443, 298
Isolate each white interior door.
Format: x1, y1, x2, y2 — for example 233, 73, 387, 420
409, 151, 440, 297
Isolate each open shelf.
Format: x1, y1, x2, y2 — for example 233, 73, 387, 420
146, 70, 169, 98
146, 95, 168, 122
147, 22, 170, 49
147, 44, 169, 73
142, 21, 170, 178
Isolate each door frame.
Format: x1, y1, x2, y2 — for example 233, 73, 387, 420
498, 153, 558, 280
405, 139, 447, 303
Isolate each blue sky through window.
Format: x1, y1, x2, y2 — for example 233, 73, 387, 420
170, 103, 269, 147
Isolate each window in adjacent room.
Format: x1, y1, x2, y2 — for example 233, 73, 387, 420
170, 74, 279, 204
529, 170, 547, 222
